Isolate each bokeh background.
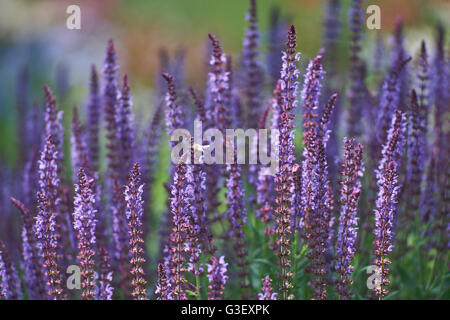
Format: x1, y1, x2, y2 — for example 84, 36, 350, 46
0, 0, 448, 166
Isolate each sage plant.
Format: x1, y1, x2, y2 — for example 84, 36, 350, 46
274, 25, 300, 300
373, 110, 405, 299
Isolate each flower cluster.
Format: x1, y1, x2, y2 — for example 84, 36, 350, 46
73, 168, 97, 300
258, 276, 277, 300
124, 163, 147, 300
373, 110, 405, 299
274, 24, 300, 300
335, 138, 364, 299
206, 256, 229, 300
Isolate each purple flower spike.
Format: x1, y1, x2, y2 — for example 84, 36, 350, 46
0, 241, 21, 300
117, 74, 136, 177
11, 197, 45, 299
376, 56, 412, 146
207, 256, 229, 300
156, 263, 171, 300
97, 246, 114, 300
373, 109, 405, 299
347, 0, 365, 137
431, 24, 448, 250
267, 6, 286, 88
258, 276, 278, 300
226, 154, 249, 298
208, 33, 231, 134
125, 163, 148, 300
405, 90, 424, 215
71, 107, 92, 180
241, 0, 264, 129
73, 168, 97, 300
165, 161, 190, 300
301, 53, 337, 299
274, 25, 300, 300
86, 65, 101, 171
103, 39, 120, 182
335, 138, 364, 300
35, 135, 64, 299
162, 72, 184, 145
256, 82, 282, 238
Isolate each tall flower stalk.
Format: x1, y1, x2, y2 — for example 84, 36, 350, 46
0, 241, 21, 300
125, 163, 147, 300
258, 276, 277, 300
335, 138, 364, 299
11, 197, 45, 299
35, 135, 64, 299
156, 263, 170, 300
241, 0, 263, 129
267, 6, 285, 88
86, 65, 101, 171
162, 73, 191, 300
73, 168, 97, 300
206, 256, 228, 300
226, 152, 249, 298
373, 110, 405, 299
274, 25, 300, 300
347, 0, 365, 137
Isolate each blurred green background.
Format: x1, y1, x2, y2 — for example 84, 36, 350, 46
0, 0, 448, 202
0, 0, 446, 163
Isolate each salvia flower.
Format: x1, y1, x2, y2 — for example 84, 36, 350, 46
35, 135, 63, 299
165, 161, 190, 300
274, 25, 300, 300
156, 263, 171, 300
86, 65, 101, 171
207, 256, 229, 300
373, 109, 405, 299
73, 168, 97, 300
258, 276, 277, 300
71, 107, 92, 180
300, 53, 338, 300
267, 6, 285, 88
204, 35, 229, 223
117, 74, 136, 177
347, 0, 365, 137
162, 73, 184, 146
226, 153, 249, 297
241, 0, 264, 129
416, 41, 430, 161
405, 90, 424, 215
376, 56, 412, 146
185, 141, 207, 270
309, 94, 337, 300
97, 246, 114, 300
162, 103, 192, 301
322, 0, 342, 181
208, 33, 231, 134
189, 90, 216, 256
124, 163, 147, 300
103, 39, 121, 182
256, 83, 282, 235
11, 197, 45, 299
0, 241, 21, 300
335, 138, 364, 299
